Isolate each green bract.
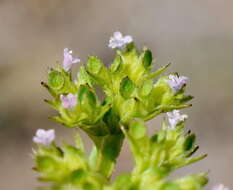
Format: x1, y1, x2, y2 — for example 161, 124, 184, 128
34, 41, 207, 190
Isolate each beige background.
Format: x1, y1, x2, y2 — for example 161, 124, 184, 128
0, 0, 232, 189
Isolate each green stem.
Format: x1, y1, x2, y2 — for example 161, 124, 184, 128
90, 133, 124, 179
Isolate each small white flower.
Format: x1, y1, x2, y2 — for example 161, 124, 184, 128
212, 184, 229, 190
108, 31, 133, 49
166, 74, 188, 93
167, 110, 188, 129
63, 48, 80, 71
33, 129, 55, 146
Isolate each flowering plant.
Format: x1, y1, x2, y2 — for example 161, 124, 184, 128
32, 32, 228, 190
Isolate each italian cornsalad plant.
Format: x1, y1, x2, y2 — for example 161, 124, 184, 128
33, 32, 229, 190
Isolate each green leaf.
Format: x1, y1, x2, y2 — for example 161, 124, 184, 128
175, 173, 208, 190
78, 66, 93, 87
62, 144, 86, 169
179, 95, 194, 104
93, 104, 112, 124
120, 98, 136, 122
74, 133, 85, 152
70, 169, 87, 183
140, 80, 153, 96
36, 155, 65, 182
180, 154, 207, 167
37, 156, 56, 172
120, 77, 135, 99
44, 99, 58, 109
147, 63, 171, 79
111, 174, 132, 189
148, 80, 169, 107
110, 55, 122, 72
89, 146, 98, 170
162, 182, 179, 190
78, 85, 97, 107
129, 120, 146, 139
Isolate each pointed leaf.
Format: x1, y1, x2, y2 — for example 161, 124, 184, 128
140, 80, 153, 96
78, 85, 97, 107
147, 63, 171, 79
110, 55, 122, 72
129, 120, 146, 139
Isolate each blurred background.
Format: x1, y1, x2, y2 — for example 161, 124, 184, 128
0, 0, 232, 189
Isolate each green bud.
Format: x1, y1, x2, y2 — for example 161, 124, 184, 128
87, 56, 103, 74
142, 49, 152, 69
86, 56, 112, 92
120, 77, 135, 99
48, 71, 65, 90
184, 134, 196, 151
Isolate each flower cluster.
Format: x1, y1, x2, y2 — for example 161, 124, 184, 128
31, 31, 227, 190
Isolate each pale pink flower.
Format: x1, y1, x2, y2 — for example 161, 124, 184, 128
63, 48, 80, 71
33, 129, 55, 146
60, 93, 77, 108
167, 110, 188, 129
166, 74, 188, 93
108, 31, 133, 49
212, 184, 229, 190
